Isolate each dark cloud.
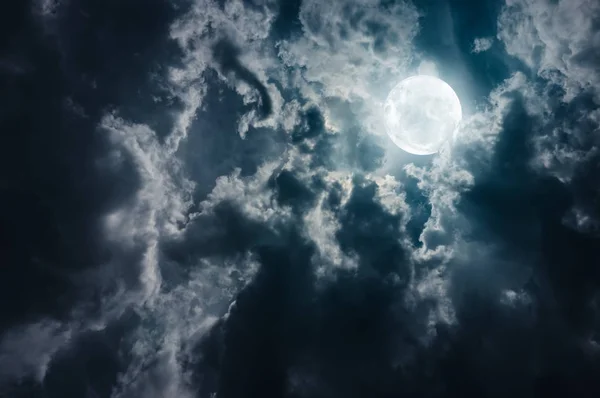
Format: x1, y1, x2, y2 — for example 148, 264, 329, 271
291, 106, 325, 143
0, 0, 188, 389
188, 195, 416, 398
272, 169, 318, 213
460, 95, 540, 251
215, 234, 315, 398
448, 87, 600, 397
163, 200, 278, 264
336, 176, 408, 278
34, 322, 127, 398
0, 0, 133, 328
3, 0, 600, 397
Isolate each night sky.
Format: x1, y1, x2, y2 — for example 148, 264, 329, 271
1, 0, 600, 397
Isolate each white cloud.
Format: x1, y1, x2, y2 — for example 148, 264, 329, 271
166, 0, 422, 146
101, 115, 195, 302
414, 266, 456, 337
471, 36, 494, 53
371, 174, 409, 217
304, 194, 351, 272
168, 0, 423, 168
98, 103, 279, 397
303, 171, 358, 275
111, 254, 258, 398
281, 0, 420, 99
60, 3, 299, 390
500, 289, 532, 307
169, 0, 291, 138
278, 0, 420, 138
1, 0, 427, 394
498, 0, 600, 101
18, 0, 582, 391
0, 110, 200, 387
198, 162, 290, 225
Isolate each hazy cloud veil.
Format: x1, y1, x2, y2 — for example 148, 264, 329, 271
1, 0, 599, 397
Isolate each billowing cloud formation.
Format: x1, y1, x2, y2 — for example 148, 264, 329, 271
1, 0, 600, 397
497, 0, 600, 232
499, 0, 600, 100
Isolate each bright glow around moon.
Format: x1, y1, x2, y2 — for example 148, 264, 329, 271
384, 75, 462, 155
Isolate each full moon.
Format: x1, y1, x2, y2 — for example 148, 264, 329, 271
384, 75, 462, 155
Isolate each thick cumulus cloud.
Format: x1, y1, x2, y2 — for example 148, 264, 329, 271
498, 0, 600, 99
2, 0, 600, 397
497, 0, 600, 234
405, 1, 600, 395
